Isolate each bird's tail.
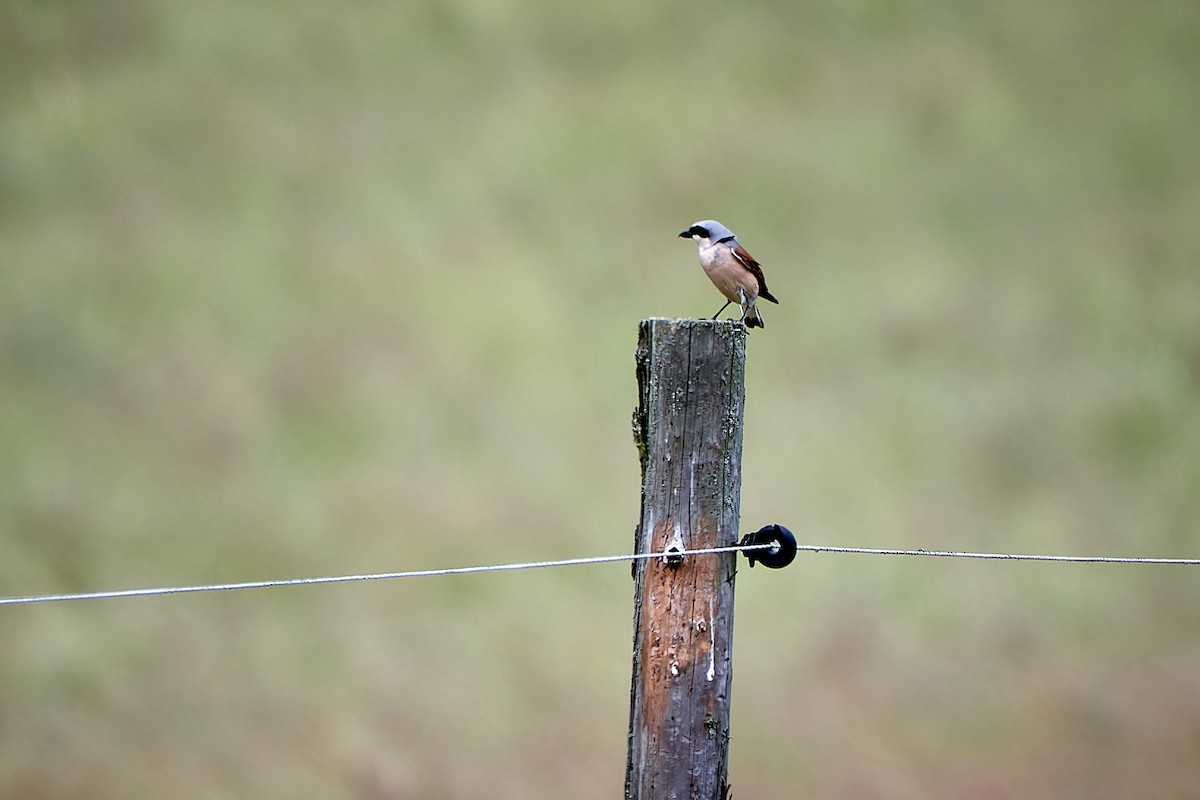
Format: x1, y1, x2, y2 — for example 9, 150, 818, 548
745, 305, 765, 329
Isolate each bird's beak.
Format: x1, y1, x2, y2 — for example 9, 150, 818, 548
678, 230, 692, 239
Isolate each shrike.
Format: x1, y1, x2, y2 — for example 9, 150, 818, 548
679, 220, 778, 329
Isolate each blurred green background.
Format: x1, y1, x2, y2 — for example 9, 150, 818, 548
3, 0, 1200, 797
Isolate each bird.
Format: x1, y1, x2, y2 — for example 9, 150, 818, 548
678, 220, 778, 329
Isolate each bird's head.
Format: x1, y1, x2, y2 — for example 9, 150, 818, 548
678, 219, 735, 246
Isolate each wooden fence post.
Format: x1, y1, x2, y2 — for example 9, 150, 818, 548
626, 318, 747, 800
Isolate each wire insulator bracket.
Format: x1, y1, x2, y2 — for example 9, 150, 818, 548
739, 524, 798, 569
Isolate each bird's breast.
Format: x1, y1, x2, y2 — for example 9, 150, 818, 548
699, 246, 758, 303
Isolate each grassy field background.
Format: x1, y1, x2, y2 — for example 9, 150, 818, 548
3, 1, 1200, 797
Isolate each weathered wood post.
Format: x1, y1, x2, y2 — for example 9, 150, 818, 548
626, 318, 747, 800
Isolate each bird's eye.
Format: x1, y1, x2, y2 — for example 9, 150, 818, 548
690, 226, 709, 238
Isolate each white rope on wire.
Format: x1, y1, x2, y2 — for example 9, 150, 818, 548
1, 542, 1197, 606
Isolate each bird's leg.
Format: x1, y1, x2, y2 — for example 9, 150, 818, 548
712, 300, 733, 320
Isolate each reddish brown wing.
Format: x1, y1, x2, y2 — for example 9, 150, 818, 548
730, 244, 779, 304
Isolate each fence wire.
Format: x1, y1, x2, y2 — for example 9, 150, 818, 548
2, 541, 1198, 606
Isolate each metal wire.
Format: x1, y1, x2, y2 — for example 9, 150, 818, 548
1, 541, 1197, 606
794, 545, 1200, 564
0, 544, 761, 606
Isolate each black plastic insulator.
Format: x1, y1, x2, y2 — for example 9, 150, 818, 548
739, 524, 798, 569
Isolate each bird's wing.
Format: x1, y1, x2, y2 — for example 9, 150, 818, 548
729, 243, 779, 304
